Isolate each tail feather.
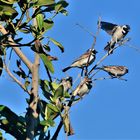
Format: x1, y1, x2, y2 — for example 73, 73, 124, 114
62, 66, 71, 72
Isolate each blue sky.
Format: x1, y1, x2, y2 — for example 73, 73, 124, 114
1, 0, 140, 139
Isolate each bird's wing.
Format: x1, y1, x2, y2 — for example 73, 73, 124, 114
72, 51, 89, 64
100, 21, 118, 36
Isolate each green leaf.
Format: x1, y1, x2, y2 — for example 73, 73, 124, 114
19, 29, 30, 34
64, 91, 70, 98
55, 0, 69, 13
36, 14, 44, 31
43, 45, 51, 52
39, 79, 52, 100
0, 5, 18, 18
53, 85, 64, 101
1, 119, 9, 125
40, 119, 55, 127
0, 105, 5, 112
24, 80, 30, 89
45, 104, 59, 120
43, 19, 54, 32
40, 53, 54, 73
51, 82, 59, 90
49, 37, 64, 53
0, 56, 3, 77
0, 130, 5, 140
60, 9, 68, 16
0, 0, 19, 4
35, 0, 55, 6
47, 104, 59, 113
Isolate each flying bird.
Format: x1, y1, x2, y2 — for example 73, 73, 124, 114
62, 49, 98, 72
98, 65, 128, 80
100, 21, 130, 53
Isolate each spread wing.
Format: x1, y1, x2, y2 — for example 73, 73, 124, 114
100, 21, 118, 36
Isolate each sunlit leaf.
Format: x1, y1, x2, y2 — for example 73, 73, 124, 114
0, 5, 18, 18
40, 119, 55, 127
35, 0, 55, 6
0, 105, 5, 112
47, 104, 59, 113
49, 37, 64, 53
24, 80, 30, 89
60, 9, 68, 16
45, 104, 59, 120
0, 0, 19, 4
55, 0, 69, 13
40, 53, 54, 73
36, 14, 44, 30
53, 85, 64, 101
43, 19, 54, 32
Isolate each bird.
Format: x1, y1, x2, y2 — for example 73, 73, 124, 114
100, 21, 130, 53
73, 77, 92, 98
97, 65, 128, 79
60, 76, 73, 93
62, 49, 98, 72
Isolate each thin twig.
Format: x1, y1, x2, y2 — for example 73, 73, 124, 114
76, 17, 101, 76
88, 38, 130, 75
93, 76, 114, 81
3, 60, 31, 95
124, 43, 140, 53
51, 120, 63, 140
0, 25, 33, 71
93, 76, 127, 81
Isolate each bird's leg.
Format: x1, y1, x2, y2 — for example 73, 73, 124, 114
84, 67, 88, 76
81, 67, 85, 76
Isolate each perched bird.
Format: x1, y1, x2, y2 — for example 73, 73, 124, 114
100, 21, 130, 53
73, 77, 92, 98
62, 49, 98, 72
98, 65, 128, 79
60, 76, 73, 93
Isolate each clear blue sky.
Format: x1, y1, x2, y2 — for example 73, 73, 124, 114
1, 0, 140, 139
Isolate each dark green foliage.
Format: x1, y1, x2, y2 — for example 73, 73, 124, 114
0, 0, 69, 139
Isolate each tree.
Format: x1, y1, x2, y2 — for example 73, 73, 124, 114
0, 0, 131, 140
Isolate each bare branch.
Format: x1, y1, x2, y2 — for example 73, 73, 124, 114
3, 60, 31, 95
88, 38, 130, 76
0, 25, 33, 71
51, 120, 63, 140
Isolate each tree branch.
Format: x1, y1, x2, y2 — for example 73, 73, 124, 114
3, 62, 31, 95
0, 25, 33, 71
51, 120, 63, 140
26, 43, 40, 140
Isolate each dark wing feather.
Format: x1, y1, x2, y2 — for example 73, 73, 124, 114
72, 51, 89, 64
100, 21, 118, 35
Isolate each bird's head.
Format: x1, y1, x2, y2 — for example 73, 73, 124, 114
66, 76, 73, 84
89, 48, 98, 54
125, 67, 129, 73
123, 25, 130, 31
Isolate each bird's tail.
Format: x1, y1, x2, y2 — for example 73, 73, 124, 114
62, 66, 71, 72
